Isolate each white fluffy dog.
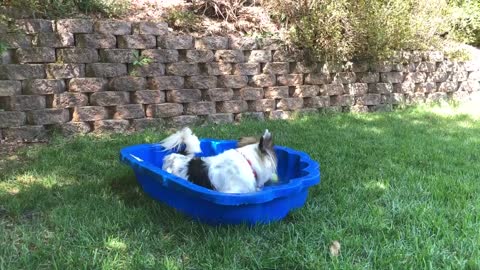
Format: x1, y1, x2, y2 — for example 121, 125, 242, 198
160, 127, 277, 193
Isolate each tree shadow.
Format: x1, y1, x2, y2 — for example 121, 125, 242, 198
2, 109, 479, 222
1, 108, 479, 268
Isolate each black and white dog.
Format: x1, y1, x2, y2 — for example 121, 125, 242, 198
160, 127, 277, 193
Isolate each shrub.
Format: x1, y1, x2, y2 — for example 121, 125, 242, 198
264, 0, 476, 62
353, 0, 451, 61
165, 7, 202, 32
448, 0, 480, 46
264, 0, 356, 62
75, 0, 129, 17
0, 0, 129, 18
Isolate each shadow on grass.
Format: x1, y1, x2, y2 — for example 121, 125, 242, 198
1, 107, 479, 268
2, 109, 479, 224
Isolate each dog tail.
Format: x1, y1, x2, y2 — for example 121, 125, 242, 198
160, 127, 201, 156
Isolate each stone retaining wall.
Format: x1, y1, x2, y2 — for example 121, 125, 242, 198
1, 19, 480, 141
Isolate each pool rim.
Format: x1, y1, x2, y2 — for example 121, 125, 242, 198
120, 139, 320, 206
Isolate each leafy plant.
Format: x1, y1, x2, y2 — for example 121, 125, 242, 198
0, 0, 129, 18
353, 0, 450, 61
165, 7, 202, 32
448, 0, 480, 46
264, 0, 356, 62
132, 51, 153, 67
0, 15, 10, 57
0, 42, 7, 56
443, 43, 471, 61
263, 0, 476, 62
129, 51, 153, 76
75, 0, 129, 17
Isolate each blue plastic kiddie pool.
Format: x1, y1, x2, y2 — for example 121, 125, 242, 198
120, 139, 320, 225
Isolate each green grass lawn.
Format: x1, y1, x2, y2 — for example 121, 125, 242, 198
1, 105, 479, 269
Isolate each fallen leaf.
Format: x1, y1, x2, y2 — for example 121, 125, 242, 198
329, 240, 341, 257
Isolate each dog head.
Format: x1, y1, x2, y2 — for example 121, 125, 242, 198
259, 129, 274, 154
237, 130, 277, 185
259, 129, 276, 168
256, 129, 277, 187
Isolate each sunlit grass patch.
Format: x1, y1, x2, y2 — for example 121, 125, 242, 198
1, 104, 479, 269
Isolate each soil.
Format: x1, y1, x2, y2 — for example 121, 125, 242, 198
1, 0, 285, 38
125, 0, 284, 38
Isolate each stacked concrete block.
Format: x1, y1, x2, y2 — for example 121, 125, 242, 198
0, 19, 479, 140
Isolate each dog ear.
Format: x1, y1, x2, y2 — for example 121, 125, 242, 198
259, 129, 273, 153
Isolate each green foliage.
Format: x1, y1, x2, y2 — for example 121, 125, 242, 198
132, 51, 153, 67
266, 0, 356, 62
165, 7, 202, 32
448, 0, 480, 46
0, 0, 129, 18
129, 51, 153, 76
0, 15, 11, 56
354, 0, 450, 61
0, 15, 11, 42
0, 41, 7, 56
75, 0, 129, 17
444, 44, 472, 62
265, 0, 479, 62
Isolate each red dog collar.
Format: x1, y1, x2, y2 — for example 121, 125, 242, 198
235, 149, 258, 180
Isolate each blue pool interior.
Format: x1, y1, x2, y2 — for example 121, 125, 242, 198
135, 140, 308, 188
120, 139, 320, 225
